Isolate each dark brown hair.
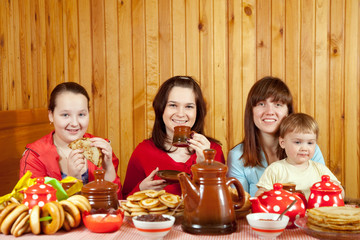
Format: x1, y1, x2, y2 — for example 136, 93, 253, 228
151, 76, 219, 152
241, 76, 294, 167
48, 82, 90, 112
280, 113, 319, 139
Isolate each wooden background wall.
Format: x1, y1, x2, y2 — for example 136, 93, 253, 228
0, 0, 359, 198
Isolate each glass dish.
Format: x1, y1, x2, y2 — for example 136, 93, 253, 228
294, 217, 360, 240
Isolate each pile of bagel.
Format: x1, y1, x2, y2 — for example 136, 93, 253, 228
0, 195, 91, 237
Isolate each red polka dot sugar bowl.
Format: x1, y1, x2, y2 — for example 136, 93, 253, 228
307, 175, 344, 209
249, 183, 306, 228
22, 177, 57, 209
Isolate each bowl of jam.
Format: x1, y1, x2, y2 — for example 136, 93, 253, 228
83, 208, 124, 233
132, 214, 175, 239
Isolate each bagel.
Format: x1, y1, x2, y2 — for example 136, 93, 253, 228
12, 214, 29, 237
0, 203, 19, 226
129, 207, 146, 212
41, 202, 61, 235
59, 200, 81, 228
159, 194, 180, 208
148, 209, 168, 214
127, 193, 148, 201
64, 212, 76, 228
53, 201, 65, 228
67, 195, 91, 212
139, 198, 160, 209
1, 204, 28, 235
62, 217, 71, 231
10, 211, 27, 235
30, 205, 41, 235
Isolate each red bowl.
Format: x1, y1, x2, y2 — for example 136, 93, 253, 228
83, 210, 123, 233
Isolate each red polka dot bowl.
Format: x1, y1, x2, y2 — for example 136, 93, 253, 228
250, 183, 306, 228
22, 177, 57, 209
307, 175, 344, 209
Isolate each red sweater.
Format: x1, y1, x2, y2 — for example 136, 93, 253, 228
122, 139, 225, 198
19, 131, 122, 199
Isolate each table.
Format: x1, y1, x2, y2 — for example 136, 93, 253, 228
0, 218, 317, 240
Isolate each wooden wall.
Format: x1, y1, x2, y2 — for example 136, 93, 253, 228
0, 0, 359, 198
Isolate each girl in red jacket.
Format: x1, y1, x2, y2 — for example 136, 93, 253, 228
122, 76, 225, 198
19, 82, 122, 199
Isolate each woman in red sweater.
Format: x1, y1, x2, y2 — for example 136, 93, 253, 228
122, 76, 225, 198
19, 82, 122, 199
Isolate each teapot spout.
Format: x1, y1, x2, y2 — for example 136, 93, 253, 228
178, 172, 200, 212
250, 197, 269, 213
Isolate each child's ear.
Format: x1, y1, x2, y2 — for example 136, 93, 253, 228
279, 137, 286, 149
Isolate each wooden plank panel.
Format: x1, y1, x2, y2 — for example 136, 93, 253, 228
104, 0, 120, 159
91, 0, 107, 137
118, 0, 134, 183
271, 0, 285, 79
145, 0, 159, 137
18, 0, 33, 109
300, 0, 315, 115
242, 0, 256, 113
8, 0, 22, 110
185, 0, 200, 79
344, 0, 359, 198
314, 0, 330, 168
159, 0, 172, 82
0, 109, 53, 195
77, 0, 93, 134
329, 0, 345, 182
228, 0, 243, 149
213, 0, 228, 153
285, 0, 300, 111
0, 0, 9, 110
63, 0, 80, 83
256, 0, 271, 78
200, 0, 214, 136
172, 0, 186, 76
132, 0, 146, 146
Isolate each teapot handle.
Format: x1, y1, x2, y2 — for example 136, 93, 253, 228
226, 177, 245, 209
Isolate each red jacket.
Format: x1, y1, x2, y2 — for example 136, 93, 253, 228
19, 131, 122, 199
122, 139, 225, 198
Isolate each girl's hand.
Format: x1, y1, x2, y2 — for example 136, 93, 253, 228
67, 149, 87, 179
187, 133, 211, 163
89, 137, 113, 167
139, 167, 167, 191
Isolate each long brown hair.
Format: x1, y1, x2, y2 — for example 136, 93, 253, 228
151, 76, 219, 152
241, 76, 293, 167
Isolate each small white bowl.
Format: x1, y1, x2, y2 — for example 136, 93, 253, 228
246, 213, 289, 239
132, 214, 175, 240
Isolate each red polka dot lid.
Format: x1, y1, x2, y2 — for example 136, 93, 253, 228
310, 175, 341, 192
22, 177, 57, 209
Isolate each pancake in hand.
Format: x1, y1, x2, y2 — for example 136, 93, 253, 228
68, 138, 103, 167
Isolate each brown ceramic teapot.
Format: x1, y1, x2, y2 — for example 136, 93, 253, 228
178, 149, 245, 234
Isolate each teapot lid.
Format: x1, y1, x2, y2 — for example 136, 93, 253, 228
260, 183, 292, 198
310, 175, 341, 192
82, 169, 118, 195
192, 149, 227, 172
24, 177, 56, 195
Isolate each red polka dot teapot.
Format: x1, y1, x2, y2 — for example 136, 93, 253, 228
250, 183, 306, 228
22, 177, 57, 209
307, 175, 344, 209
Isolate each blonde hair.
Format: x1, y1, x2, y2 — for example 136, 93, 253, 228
279, 113, 319, 139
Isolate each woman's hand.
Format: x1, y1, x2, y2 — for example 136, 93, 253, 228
67, 149, 87, 179
90, 137, 116, 181
187, 133, 211, 163
139, 167, 167, 191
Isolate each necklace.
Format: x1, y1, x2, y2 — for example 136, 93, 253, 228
53, 139, 69, 160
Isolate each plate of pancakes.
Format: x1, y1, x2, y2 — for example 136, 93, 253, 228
120, 190, 184, 220
295, 206, 360, 240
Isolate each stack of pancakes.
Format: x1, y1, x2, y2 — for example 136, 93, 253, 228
307, 206, 360, 233
120, 190, 183, 217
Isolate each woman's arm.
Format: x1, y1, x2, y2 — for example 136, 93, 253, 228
227, 145, 250, 193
